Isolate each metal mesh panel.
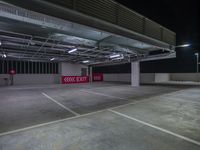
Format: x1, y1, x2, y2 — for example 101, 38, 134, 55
145, 19, 162, 40
44, 0, 73, 9
118, 6, 143, 33
162, 28, 176, 45
76, 0, 117, 23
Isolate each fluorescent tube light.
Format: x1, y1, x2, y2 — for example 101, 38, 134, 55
109, 54, 121, 59
82, 60, 89, 63
68, 48, 77, 54
50, 58, 55, 61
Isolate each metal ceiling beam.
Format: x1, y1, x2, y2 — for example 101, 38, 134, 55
0, 33, 95, 49
1, 43, 112, 58
0, 1, 175, 65
0, 48, 63, 57
0, 46, 110, 62
97, 35, 113, 46
0, 49, 84, 63
31, 37, 50, 58
0, 0, 175, 49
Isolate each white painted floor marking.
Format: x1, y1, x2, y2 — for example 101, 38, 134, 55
80, 89, 156, 109
109, 109, 200, 146
0, 96, 156, 137
1, 87, 199, 144
0, 109, 106, 137
80, 90, 129, 100
42, 92, 80, 116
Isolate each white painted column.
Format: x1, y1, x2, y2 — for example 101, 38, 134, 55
131, 61, 140, 86
89, 66, 93, 83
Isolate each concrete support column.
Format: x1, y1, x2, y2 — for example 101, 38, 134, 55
89, 66, 93, 83
131, 61, 140, 86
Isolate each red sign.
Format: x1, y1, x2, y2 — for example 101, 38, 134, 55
9, 70, 16, 75
62, 76, 89, 84
93, 73, 103, 81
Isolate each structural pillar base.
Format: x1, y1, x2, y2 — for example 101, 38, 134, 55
89, 66, 93, 83
131, 61, 140, 86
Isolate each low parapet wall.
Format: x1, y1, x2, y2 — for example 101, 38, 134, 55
103, 73, 200, 84
170, 73, 200, 82
0, 74, 60, 86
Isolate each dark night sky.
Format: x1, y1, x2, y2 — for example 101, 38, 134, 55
94, 0, 200, 73
115, 0, 200, 46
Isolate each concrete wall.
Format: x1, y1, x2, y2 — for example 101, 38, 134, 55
0, 74, 9, 86
104, 74, 131, 82
155, 73, 170, 82
103, 73, 155, 84
140, 73, 155, 83
2, 61, 199, 86
103, 73, 200, 84
103, 73, 172, 84
61, 63, 88, 76
0, 63, 89, 86
170, 73, 200, 82
0, 74, 60, 86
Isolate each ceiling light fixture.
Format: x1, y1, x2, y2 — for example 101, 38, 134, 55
82, 60, 89, 63
112, 55, 124, 60
109, 54, 121, 59
2, 54, 7, 58
50, 58, 55, 61
68, 48, 77, 54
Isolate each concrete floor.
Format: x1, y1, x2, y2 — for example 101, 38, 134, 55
0, 82, 199, 150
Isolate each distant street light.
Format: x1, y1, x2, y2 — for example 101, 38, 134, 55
195, 53, 199, 73
175, 44, 190, 48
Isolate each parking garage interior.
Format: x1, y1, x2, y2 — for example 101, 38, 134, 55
0, 0, 200, 150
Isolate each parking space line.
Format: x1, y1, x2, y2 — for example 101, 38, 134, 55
0, 91, 159, 137
89, 85, 126, 90
108, 109, 200, 146
1, 88, 198, 140
42, 93, 80, 116
0, 109, 107, 137
80, 90, 129, 100
80, 90, 160, 109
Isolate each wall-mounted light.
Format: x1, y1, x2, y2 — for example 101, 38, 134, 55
0, 41, 2, 46
68, 48, 77, 54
